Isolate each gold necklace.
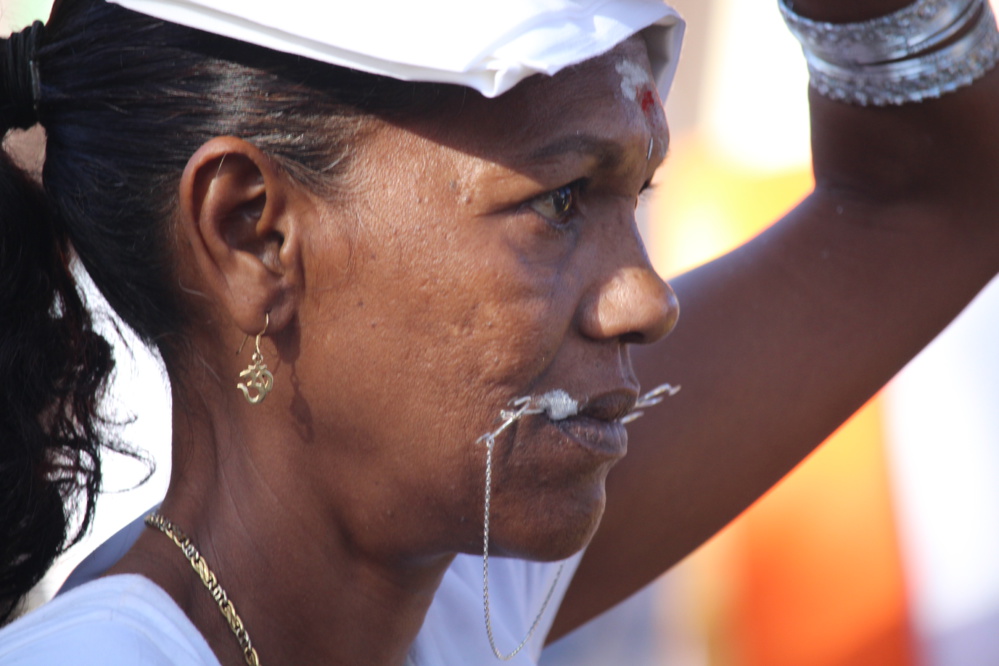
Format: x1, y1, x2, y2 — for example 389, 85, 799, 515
145, 513, 261, 666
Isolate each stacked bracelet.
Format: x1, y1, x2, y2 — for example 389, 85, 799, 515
780, 0, 999, 105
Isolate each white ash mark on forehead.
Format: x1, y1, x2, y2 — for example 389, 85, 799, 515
615, 58, 653, 104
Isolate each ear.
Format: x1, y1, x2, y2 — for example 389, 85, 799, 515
178, 136, 305, 337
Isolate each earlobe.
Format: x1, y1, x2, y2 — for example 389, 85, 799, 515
178, 136, 304, 336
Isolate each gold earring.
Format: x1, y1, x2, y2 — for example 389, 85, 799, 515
236, 313, 274, 405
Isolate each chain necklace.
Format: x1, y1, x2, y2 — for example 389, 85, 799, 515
145, 513, 261, 666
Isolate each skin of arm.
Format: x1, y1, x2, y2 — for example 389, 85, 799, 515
551, 0, 999, 640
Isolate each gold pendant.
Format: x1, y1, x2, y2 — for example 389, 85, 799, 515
237, 350, 274, 404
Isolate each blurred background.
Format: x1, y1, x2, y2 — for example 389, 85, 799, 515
4, 0, 999, 664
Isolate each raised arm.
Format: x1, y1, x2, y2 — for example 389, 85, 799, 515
553, 0, 999, 638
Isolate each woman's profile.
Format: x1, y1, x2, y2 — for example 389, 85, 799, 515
2, 0, 999, 664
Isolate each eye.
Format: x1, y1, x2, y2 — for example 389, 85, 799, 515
527, 180, 585, 225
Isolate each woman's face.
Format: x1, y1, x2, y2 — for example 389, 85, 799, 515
293, 37, 677, 561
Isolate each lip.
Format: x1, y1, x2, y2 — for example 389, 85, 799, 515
577, 390, 638, 422
492, 388, 638, 464
544, 389, 637, 461
551, 415, 629, 461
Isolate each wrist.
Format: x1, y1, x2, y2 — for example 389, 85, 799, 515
781, 0, 999, 106
782, 0, 916, 23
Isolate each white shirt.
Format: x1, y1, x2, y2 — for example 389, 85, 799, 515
0, 575, 219, 665
0, 514, 582, 665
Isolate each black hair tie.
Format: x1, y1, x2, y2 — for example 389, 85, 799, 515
1, 20, 45, 131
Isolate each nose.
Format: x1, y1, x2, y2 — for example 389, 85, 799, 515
577, 260, 679, 345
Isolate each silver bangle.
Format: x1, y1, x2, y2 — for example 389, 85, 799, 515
780, 0, 999, 106
780, 0, 977, 65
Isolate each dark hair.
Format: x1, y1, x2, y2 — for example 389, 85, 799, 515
0, 0, 449, 622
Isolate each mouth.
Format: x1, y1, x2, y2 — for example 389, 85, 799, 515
524, 383, 679, 424
481, 383, 679, 462
530, 383, 680, 459
539, 390, 637, 461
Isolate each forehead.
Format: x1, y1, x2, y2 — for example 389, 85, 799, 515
390, 37, 667, 168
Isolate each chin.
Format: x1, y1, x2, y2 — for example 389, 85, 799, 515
488, 473, 610, 562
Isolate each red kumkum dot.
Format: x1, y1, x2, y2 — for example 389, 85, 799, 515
640, 88, 656, 116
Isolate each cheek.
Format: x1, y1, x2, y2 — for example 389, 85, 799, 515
321, 227, 571, 434
450, 297, 562, 380
396, 225, 575, 394
302, 168, 578, 453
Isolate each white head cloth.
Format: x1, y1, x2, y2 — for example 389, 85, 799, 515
105, 0, 685, 99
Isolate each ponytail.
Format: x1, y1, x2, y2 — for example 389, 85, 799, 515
0, 23, 113, 623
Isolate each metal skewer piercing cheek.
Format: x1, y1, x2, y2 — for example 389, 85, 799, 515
475, 383, 680, 660
620, 382, 681, 425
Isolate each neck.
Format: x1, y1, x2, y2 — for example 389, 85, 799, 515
109, 385, 456, 666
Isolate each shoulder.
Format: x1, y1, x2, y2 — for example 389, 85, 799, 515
0, 575, 219, 665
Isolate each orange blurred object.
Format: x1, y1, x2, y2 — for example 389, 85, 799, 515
729, 401, 916, 666
648, 134, 916, 666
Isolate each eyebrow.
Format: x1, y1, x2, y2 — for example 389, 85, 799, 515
525, 135, 622, 166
